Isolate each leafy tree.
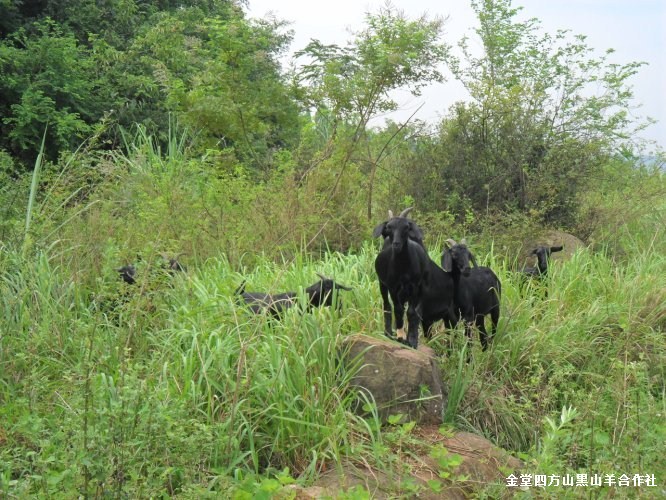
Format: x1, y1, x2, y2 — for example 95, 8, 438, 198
294, 5, 448, 218
435, 0, 649, 224
172, 14, 302, 170
0, 19, 97, 162
0, 0, 289, 167
0, 1, 235, 47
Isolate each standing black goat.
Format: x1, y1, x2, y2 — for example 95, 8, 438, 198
420, 256, 458, 340
442, 239, 501, 350
373, 208, 431, 349
522, 245, 563, 277
236, 273, 352, 317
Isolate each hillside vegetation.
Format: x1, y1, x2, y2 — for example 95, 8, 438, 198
0, 0, 664, 497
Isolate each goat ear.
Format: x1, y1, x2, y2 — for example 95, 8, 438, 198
407, 221, 424, 241
372, 222, 387, 238
469, 251, 478, 267
530, 248, 538, 255
551, 245, 563, 253
234, 280, 247, 295
441, 251, 453, 272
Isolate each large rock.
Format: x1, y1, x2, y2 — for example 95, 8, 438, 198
343, 334, 444, 425
287, 429, 522, 499
415, 429, 523, 485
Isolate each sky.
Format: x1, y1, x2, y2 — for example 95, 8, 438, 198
246, 0, 665, 149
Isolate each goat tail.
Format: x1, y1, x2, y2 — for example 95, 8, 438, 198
234, 280, 247, 296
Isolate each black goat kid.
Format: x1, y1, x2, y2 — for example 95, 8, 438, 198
373, 208, 430, 349
236, 273, 352, 317
442, 240, 501, 350
522, 245, 563, 277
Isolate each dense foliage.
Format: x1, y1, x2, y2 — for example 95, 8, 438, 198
0, 0, 664, 496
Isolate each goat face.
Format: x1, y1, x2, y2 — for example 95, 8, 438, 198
442, 240, 476, 277
117, 265, 137, 285
167, 258, 185, 273
372, 207, 425, 251
531, 245, 563, 271
307, 274, 353, 307
374, 217, 422, 253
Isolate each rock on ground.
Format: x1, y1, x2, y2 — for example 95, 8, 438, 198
343, 334, 444, 425
286, 428, 522, 499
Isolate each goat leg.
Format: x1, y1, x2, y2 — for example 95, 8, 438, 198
379, 282, 393, 337
476, 315, 489, 351
489, 306, 500, 346
406, 304, 420, 349
390, 290, 406, 341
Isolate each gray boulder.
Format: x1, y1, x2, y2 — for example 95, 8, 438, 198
343, 334, 445, 425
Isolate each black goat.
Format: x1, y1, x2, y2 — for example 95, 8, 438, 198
522, 245, 563, 277
160, 253, 187, 274
373, 208, 431, 349
375, 207, 426, 248
420, 257, 458, 340
442, 239, 501, 350
236, 273, 352, 317
117, 265, 137, 285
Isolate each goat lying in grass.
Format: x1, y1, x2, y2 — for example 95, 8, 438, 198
235, 273, 352, 317
117, 265, 137, 285
442, 239, 501, 351
160, 253, 187, 274
116, 252, 186, 286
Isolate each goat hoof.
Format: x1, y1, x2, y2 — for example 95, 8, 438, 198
396, 337, 413, 348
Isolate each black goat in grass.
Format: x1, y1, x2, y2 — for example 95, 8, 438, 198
116, 252, 186, 286
373, 208, 432, 349
117, 265, 137, 285
420, 256, 458, 340
160, 253, 187, 274
522, 245, 563, 277
236, 273, 352, 317
442, 239, 501, 351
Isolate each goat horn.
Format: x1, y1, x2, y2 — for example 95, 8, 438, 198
461, 238, 467, 245
388, 210, 394, 218
446, 238, 458, 247
398, 207, 413, 218
316, 272, 329, 281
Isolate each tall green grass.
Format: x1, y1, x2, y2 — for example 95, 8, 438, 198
1, 130, 663, 496
2, 231, 663, 496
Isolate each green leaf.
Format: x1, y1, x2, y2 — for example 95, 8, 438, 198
427, 479, 443, 492
387, 413, 405, 425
